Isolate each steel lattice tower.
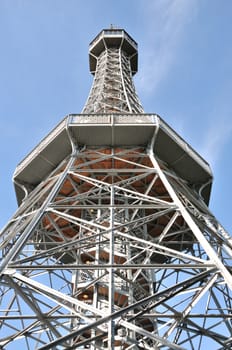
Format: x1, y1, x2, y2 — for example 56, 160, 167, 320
1, 28, 232, 350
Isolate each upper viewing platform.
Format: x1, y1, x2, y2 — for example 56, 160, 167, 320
89, 28, 138, 75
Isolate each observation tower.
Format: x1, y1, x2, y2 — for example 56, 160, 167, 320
1, 28, 232, 350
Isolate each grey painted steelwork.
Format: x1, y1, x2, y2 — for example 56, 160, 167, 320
13, 114, 212, 205
82, 29, 143, 114
1, 28, 232, 350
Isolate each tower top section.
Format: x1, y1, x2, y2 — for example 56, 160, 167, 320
82, 28, 143, 114
13, 28, 213, 206
89, 28, 138, 75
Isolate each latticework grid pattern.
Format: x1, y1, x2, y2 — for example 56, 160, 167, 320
82, 48, 144, 114
1, 146, 232, 349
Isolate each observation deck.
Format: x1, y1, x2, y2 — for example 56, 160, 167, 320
89, 28, 138, 75
13, 114, 212, 205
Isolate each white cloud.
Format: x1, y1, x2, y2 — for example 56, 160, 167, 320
136, 0, 198, 95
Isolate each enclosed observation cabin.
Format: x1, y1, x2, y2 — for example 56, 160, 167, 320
88, 28, 138, 75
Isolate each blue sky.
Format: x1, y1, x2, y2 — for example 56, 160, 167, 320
0, 0, 232, 234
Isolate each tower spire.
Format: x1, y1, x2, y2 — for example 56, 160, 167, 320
82, 28, 144, 114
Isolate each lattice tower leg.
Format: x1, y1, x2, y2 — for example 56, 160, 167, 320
0, 146, 232, 350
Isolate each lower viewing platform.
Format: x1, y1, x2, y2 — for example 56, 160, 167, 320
13, 114, 212, 205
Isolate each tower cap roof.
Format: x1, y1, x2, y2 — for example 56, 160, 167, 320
89, 28, 138, 74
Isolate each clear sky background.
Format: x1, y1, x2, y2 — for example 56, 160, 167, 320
0, 0, 232, 234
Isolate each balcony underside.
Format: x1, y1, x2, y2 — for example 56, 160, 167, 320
13, 114, 212, 205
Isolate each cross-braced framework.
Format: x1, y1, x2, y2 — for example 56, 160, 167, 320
82, 29, 144, 114
1, 27, 232, 350
1, 144, 232, 349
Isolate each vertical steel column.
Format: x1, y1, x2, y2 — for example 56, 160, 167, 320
0, 148, 78, 276
108, 184, 115, 349
148, 139, 232, 290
